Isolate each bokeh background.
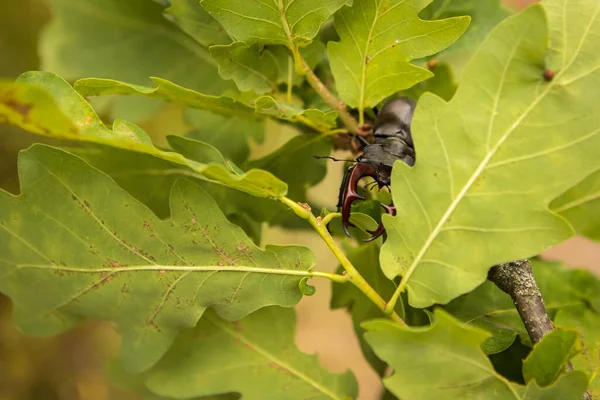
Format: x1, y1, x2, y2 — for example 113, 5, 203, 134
1, 0, 598, 399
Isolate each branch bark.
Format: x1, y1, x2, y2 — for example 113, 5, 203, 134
487, 259, 553, 344
488, 259, 591, 400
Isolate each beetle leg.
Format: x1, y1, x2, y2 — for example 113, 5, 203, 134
363, 202, 396, 242
341, 162, 378, 237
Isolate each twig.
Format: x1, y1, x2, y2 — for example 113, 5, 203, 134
279, 197, 405, 325
297, 55, 359, 134
487, 260, 591, 400
487, 260, 553, 344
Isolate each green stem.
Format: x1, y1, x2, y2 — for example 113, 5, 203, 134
280, 197, 405, 325
296, 55, 359, 134
287, 55, 294, 103
385, 284, 403, 314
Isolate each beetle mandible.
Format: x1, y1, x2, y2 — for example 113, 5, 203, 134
337, 97, 416, 241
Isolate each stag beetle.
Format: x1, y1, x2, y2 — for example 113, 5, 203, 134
337, 97, 416, 242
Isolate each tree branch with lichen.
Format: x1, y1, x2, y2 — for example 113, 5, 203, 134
487, 259, 553, 344
487, 259, 591, 400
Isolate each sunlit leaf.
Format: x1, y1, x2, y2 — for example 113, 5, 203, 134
199, 0, 348, 48
0, 81, 78, 137
146, 307, 358, 399
523, 329, 581, 387
555, 306, 600, 397
363, 309, 589, 400
381, 2, 600, 308
254, 96, 337, 130
551, 169, 600, 242
2, 72, 287, 198
328, 0, 469, 113
0, 145, 315, 373
75, 77, 257, 119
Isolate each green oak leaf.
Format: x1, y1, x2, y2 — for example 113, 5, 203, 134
61, 144, 265, 245
2, 72, 287, 198
0, 145, 315, 373
444, 259, 600, 354
328, 0, 469, 113
402, 62, 457, 101
165, 0, 231, 47
199, 0, 348, 48
551, 169, 600, 242
0, 80, 79, 137
245, 133, 331, 200
523, 329, 582, 387
210, 42, 286, 94
146, 307, 358, 400
420, 0, 511, 80
381, 2, 600, 308
75, 77, 338, 131
363, 309, 589, 400
107, 359, 236, 400
210, 41, 327, 94
41, 0, 232, 96
166, 135, 229, 165
185, 109, 265, 166
555, 307, 600, 396
254, 96, 337, 130
75, 77, 257, 119
112, 119, 154, 145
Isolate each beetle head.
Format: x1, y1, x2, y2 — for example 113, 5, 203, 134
339, 160, 396, 242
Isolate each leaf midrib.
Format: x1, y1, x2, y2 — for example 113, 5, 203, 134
358, 0, 383, 116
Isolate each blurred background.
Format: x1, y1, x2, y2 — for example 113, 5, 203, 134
1, 0, 598, 399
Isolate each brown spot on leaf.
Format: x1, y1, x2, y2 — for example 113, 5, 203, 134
236, 242, 249, 253
6, 100, 32, 116
233, 321, 244, 332
147, 321, 160, 331
143, 222, 153, 232
107, 259, 121, 268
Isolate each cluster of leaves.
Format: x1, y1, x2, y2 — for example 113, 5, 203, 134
1, 0, 600, 399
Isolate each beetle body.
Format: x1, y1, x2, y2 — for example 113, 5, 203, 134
338, 97, 416, 241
